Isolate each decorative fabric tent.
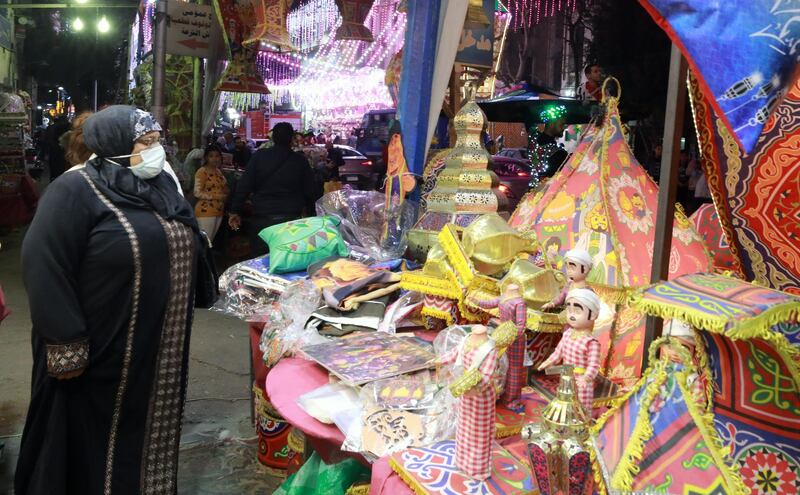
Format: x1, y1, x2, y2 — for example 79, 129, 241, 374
509, 88, 711, 386
688, 72, 800, 295
593, 273, 800, 495
690, 203, 737, 272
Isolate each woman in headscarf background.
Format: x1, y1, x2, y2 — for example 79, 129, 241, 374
16, 106, 201, 495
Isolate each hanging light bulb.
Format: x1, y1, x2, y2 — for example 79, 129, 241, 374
73, 17, 85, 31
97, 16, 111, 33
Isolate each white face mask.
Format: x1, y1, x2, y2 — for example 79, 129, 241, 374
112, 145, 166, 179
130, 145, 166, 179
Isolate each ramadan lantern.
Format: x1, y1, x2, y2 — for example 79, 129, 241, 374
335, 0, 375, 42
522, 367, 593, 495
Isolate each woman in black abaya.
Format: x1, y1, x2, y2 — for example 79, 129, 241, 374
16, 106, 200, 494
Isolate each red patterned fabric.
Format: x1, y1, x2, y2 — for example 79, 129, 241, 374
689, 203, 736, 272
545, 328, 600, 410
249, 323, 294, 473
214, 0, 270, 94
689, 72, 800, 294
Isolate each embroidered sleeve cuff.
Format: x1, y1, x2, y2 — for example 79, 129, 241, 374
46, 340, 89, 376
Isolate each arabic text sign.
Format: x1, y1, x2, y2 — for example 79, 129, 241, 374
167, 1, 219, 58
455, 0, 495, 68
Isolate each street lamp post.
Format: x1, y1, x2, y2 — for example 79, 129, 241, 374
152, 0, 168, 126
71, 10, 109, 112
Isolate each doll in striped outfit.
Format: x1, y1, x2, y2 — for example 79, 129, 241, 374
537, 288, 602, 412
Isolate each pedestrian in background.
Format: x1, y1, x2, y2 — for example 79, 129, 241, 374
228, 122, 319, 257
194, 144, 229, 244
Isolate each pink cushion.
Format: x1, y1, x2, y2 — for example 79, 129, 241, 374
266, 357, 367, 465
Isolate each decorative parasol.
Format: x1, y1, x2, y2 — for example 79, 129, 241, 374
592, 273, 800, 495
509, 79, 711, 387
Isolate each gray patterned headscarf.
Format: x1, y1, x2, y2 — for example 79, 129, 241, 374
84, 105, 162, 160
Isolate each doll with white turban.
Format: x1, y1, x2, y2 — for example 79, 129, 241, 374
538, 288, 601, 411
542, 248, 593, 311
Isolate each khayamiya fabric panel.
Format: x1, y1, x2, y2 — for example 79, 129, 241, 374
638, 0, 799, 153
690, 72, 800, 295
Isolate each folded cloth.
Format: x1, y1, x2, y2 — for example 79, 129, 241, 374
308, 258, 400, 310
307, 296, 391, 336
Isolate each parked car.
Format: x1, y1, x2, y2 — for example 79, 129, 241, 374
314, 144, 376, 190
495, 147, 529, 161
490, 155, 533, 213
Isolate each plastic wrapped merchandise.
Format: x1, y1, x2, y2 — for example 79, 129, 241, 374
377, 291, 423, 334
276, 279, 328, 355
296, 383, 362, 425
211, 257, 292, 321
279, 278, 323, 320
339, 373, 457, 460
433, 325, 508, 396
315, 189, 419, 263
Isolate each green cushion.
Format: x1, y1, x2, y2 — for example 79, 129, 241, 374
259, 216, 349, 274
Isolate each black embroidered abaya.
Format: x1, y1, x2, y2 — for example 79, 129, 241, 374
16, 106, 200, 495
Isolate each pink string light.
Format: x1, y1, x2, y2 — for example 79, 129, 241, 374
508, 0, 585, 30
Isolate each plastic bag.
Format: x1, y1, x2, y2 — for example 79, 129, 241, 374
316, 189, 419, 263
433, 325, 509, 395
339, 372, 458, 459
258, 279, 326, 365
377, 291, 423, 334
274, 452, 370, 495
276, 279, 328, 355
211, 257, 291, 321
297, 383, 362, 425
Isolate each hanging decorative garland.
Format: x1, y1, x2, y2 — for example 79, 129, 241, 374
507, 0, 585, 30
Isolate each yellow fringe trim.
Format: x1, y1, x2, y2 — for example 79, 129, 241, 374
630, 289, 800, 337
389, 456, 431, 495
591, 283, 632, 305
439, 225, 475, 288
400, 272, 462, 300
590, 438, 609, 495
675, 370, 750, 495
592, 370, 651, 434
608, 366, 667, 491
421, 306, 455, 326
496, 422, 521, 438
345, 483, 371, 495
693, 331, 716, 414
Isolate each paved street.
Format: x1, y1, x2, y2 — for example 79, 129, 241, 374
0, 228, 282, 494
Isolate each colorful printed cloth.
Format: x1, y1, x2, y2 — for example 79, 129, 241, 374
689, 203, 736, 271
388, 439, 537, 495
633, 273, 800, 341
689, 72, 800, 294
703, 332, 800, 495
639, 1, 799, 152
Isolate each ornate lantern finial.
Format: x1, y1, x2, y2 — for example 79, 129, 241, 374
522, 366, 593, 495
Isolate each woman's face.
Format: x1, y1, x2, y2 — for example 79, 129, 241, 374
130, 131, 161, 166
206, 151, 222, 168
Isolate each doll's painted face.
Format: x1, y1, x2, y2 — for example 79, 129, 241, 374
565, 261, 588, 282
565, 299, 596, 330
